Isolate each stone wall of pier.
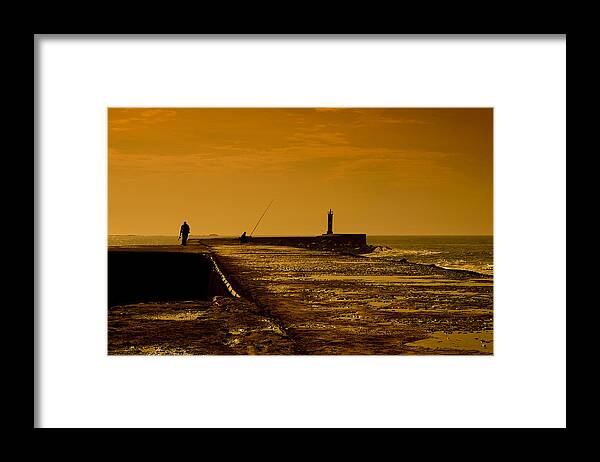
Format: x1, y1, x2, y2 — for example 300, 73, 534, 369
248, 234, 369, 253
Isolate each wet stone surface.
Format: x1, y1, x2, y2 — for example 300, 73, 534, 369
108, 243, 493, 355
211, 244, 493, 355
108, 298, 297, 355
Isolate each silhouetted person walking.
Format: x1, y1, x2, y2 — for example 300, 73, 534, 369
179, 221, 190, 246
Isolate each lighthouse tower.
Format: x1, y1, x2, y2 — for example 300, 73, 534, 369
326, 209, 334, 234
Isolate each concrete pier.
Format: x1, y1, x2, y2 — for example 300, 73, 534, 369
107, 242, 493, 355
191, 234, 371, 254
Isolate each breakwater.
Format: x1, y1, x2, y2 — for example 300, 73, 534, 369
107, 242, 493, 355
193, 234, 371, 254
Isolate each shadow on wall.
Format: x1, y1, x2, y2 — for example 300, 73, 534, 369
108, 251, 230, 307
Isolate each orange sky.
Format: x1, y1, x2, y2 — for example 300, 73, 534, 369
108, 108, 492, 236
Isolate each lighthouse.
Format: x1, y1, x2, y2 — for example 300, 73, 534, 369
326, 209, 333, 234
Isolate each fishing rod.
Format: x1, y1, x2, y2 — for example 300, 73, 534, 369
250, 199, 274, 237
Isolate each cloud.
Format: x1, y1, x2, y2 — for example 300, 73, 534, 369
288, 130, 350, 147
108, 109, 177, 132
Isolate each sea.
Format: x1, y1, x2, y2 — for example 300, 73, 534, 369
108, 234, 493, 276
366, 235, 493, 275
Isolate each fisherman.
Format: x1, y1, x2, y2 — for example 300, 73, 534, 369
179, 221, 190, 246
239, 231, 249, 244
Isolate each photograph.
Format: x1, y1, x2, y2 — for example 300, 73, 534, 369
108, 107, 493, 355
36, 34, 566, 428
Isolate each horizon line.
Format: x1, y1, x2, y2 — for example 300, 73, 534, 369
108, 233, 494, 237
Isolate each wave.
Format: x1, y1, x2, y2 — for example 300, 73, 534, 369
365, 246, 493, 276
365, 247, 443, 257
